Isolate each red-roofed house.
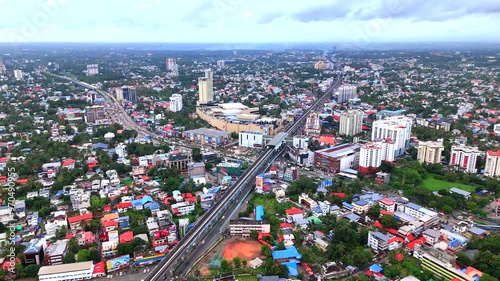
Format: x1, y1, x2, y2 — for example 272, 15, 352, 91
68, 213, 93, 230
331, 192, 345, 199
378, 198, 396, 212
102, 220, 118, 232
285, 207, 304, 222
116, 202, 132, 213
119, 231, 134, 243
405, 236, 426, 251
61, 159, 76, 169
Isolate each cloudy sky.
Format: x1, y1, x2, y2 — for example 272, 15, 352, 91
0, 0, 498, 43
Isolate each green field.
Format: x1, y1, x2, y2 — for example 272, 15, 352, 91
422, 174, 475, 192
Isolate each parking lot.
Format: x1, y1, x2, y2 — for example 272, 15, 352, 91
96, 264, 160, 281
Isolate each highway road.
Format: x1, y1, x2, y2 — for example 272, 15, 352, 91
45, 72, 163, 144
145, 75, 342, 281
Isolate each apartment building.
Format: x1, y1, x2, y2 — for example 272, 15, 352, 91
367, 231, 403, 252
417, 139, 444, 164
339, 109, 363, 136
229, 220, 271, 238
484, 150, 500, 177
450, 145, 481, 173
371, 116, 412, 157
44, 240, 68, 265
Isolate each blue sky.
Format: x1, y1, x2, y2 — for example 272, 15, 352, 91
0, 0, 499, 43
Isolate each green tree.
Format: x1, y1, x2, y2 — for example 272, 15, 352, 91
77, 249, 91, 262
261, 244, 272, 257
117, 243, 134, 257
380, 215, 398, 229
367, 205, 381, 219
442, 205, 453, 214
21, 264, 40, 277
220, 259, 232, 273
232, 257, 241, 268
192, 147, 202, 162
64, 253, 75, 263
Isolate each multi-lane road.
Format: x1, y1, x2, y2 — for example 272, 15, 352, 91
45, 72, 163, 144
146, 75, 342, 281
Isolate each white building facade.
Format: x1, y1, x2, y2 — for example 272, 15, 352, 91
371, 116, 412, 157
339, 109, 363, 136
485, 150, 500, 177
450, 145, 480, 173
169, 94, 183, 112
239, 131, 264, 148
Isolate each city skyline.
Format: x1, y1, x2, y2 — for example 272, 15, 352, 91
0, 0, 499, 43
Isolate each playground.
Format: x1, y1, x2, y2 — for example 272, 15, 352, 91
195, 237, 264, 276
223, 240, 262, 261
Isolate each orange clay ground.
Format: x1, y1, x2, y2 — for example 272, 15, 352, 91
223, 240, 262, 261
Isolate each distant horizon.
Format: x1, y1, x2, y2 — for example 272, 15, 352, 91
1, 1, 499, 44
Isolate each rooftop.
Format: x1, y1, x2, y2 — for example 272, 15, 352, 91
38, 261, 94, 276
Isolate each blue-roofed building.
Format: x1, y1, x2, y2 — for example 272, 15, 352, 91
344, 213, 361, 222
24, 238, 44, 265
132, 200, 143, 210
272, 246, 302, 262
117, 216, 130, 229
281, 261, 299, 277
342, 202, 354, 211
144, 202, 161, 213
92, 142, 108, 150
352, 199, 372, 214
467, 226, 488, 238
369, 264, 383, 273
255, 205, 264, 221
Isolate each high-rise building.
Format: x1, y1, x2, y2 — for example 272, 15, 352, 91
450, 145, 480, 173
314, 61, 334, 70
337, 85, 357, 103
417, 139, 444, 164
14, 69, 23, 80
305, 112, 321, 137
339, 110, 363, 136
85, 106, 107, 124
121, 86, 137, 104
86, 64, 99, 76
166, 58, 178, 76
198, 69, 213, 105
359, 139, 395, 174
371, 116, 412, 158
217, 60, 225, 68
169, 94, 183, 112
0, 61, 6, 74
484, 150, 500, 177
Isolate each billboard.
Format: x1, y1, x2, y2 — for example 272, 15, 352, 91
106, 255, 130, 272
255, 174, 264, 189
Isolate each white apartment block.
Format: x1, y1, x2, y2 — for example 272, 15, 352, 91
417, 139, 444, 164
337, 85, 357, 103
166, 58, 178, 71
368, 231, 402, 252
450, 145, 480, 173
229, 220, 271, 238
171, 202, 195, 216
86, 64, 99, 76
484, 150, 500, 177
217, 60, 225, 68
14, 69, 23, 80
239, 131, 264, 148
359, 140, 395, 174
371, 116, 412, 157
293, 135, 309, 150
339, 109, 363, 136
169, 94, 183, 112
